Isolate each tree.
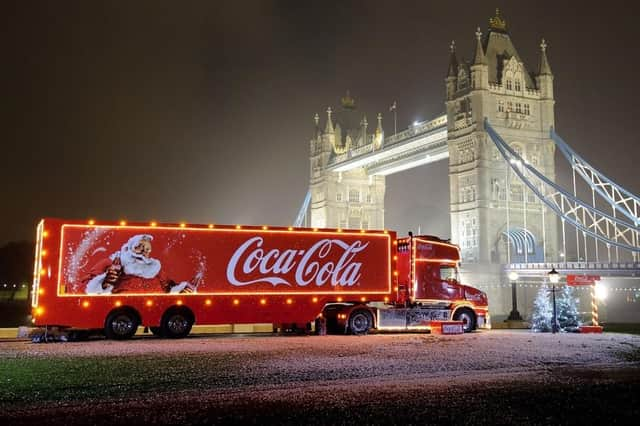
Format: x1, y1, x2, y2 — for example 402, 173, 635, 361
557, 285, 581, 331
531, 282, 552, 332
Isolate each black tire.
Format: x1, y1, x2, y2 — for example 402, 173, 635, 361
453, 308, 476, 333
161, 309, 193, 339
105, 310, 139, 340
348, 310, 373, 335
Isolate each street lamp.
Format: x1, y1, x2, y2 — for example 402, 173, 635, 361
507, 271, 523, 321
548, 268, 560, 333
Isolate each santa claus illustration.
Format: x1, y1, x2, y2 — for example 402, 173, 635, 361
83, 234, 196, 294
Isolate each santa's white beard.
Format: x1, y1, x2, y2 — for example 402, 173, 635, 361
119, 250, 161, 278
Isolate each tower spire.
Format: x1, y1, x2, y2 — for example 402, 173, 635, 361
325, 107, 334, 133
538, 38, 553, 75
447, 40, 459, 77
473, 27, 487, 65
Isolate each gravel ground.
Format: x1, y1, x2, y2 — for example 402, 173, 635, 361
1, 330, 639, 425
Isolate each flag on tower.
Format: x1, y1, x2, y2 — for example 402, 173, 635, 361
389, 101, 397, 112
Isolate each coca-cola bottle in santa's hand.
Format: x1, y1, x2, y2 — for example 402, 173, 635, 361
104, 256, 123, 289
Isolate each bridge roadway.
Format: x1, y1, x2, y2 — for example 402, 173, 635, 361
505, 262, 640, 278
327, 114, 448, 176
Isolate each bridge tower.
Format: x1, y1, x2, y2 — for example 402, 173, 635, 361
309, 93, 386, 230
447, 10, 558, 269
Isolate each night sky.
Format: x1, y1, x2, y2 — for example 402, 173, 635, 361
2, 1, 640, 246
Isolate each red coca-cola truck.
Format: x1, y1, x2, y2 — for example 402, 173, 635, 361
31, 218, 489, 339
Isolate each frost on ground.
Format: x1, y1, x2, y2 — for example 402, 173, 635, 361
1, 331, 639, 424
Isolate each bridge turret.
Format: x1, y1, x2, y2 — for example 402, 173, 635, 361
446, 40, 458, 100
471, 27, 489, 90
536, 38, 554, 100
374, 113, 383, 149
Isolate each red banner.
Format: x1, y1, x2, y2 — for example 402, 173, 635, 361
58, 225, 392, 296
566, 274, 600, 286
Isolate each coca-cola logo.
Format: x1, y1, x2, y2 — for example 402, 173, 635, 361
226, 237, 369, 287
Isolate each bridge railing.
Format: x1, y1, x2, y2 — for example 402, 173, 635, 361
506, 262, 640, 272
384, 114, 447, 146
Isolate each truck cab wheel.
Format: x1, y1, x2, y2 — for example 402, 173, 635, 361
348, 310, 373, 335
453, 308, 476, 333
105, 310, 139, 340
161, 309, 194, 339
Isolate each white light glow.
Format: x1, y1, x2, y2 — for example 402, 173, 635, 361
594, 283, 608, 301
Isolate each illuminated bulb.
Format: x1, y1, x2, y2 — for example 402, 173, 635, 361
236, 225, 242, 230
393, 271, 399, 276
233, 299, 240, 305
82, 301, 90, 308
337, 297, 343, 302
260, 299, 267, 305
119, 220, 127, 226
41, 250, 47, 257
262, 225, 268, 230
360, 297, 366, 302
88, 219, 95, 225
180, 223, 186, 228
384, 297, 389, 302
360, 229, 365, 233
40, 269, 46, 276
393, 240, 397, 245
384, 230, 389, 234
393, 255, 397, 261
288, 227, 293, 231
43, 231, 49, 238
313, 228, 318, 232
150, 221, 157, 227
286, 298, 293, 305
115, 301, 122, 307
35, 307, 44, 316
205, 299, 212, 306
208, 224, 215, 229
176, 300, 183, 306
312, 297, 318, 303
337, 229, 342, 232
38, 288, 44, 295
145, 300, 153, 307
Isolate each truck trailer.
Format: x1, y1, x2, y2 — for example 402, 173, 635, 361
31, 218, 489, 339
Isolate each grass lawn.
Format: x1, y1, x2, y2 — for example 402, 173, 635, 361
602, 323, 640, 335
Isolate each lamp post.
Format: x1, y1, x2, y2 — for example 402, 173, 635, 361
548, 268, 560, 333
507, 271, 523, 321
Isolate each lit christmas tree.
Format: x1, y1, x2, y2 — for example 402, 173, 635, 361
531, 282, 552, 332
557, 285, 581, 331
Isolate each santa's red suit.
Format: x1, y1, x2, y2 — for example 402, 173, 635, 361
83, 234, 193, 294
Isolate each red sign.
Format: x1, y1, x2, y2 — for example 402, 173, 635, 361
566, 274, 600, 286
58, 225, 392, 296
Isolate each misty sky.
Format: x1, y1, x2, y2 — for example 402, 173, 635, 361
2, 1, 639, 245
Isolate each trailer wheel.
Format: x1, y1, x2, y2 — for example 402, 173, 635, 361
105, 309, 139, 340
348, 310, 373, 335
161, 308, 194, 339
453, 308, 476, 333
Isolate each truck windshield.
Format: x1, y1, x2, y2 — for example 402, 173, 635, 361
440, 266, 458, 282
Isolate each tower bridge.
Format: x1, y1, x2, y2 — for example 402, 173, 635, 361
298, 10, 640, 319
